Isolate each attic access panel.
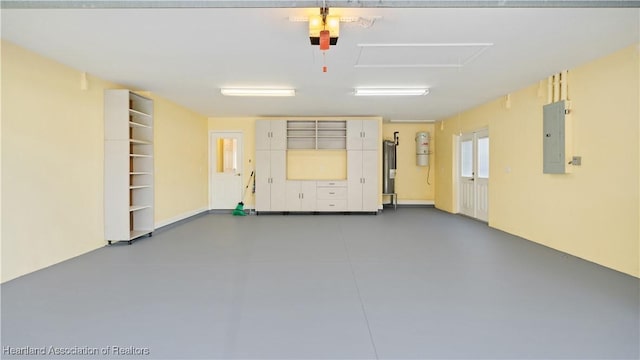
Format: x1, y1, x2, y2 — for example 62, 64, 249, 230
354, 43, 493, 68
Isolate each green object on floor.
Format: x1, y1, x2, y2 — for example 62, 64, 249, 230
232, 170, 254, 217
232, 202, 246, 216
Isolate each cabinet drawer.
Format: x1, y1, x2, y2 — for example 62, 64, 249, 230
316, 199, 347, 211
316, 180, 347, 187
316, 187, 347, 200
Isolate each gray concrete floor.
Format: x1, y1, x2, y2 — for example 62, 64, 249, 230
2, 207, 639, 359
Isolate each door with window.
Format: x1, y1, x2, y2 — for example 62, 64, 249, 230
210, 131, 243, 209
459, 129, 489, 221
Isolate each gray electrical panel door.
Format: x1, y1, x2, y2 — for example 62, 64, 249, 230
543, 100, 566, 174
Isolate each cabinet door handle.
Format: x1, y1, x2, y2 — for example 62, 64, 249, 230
329, 192, 335, 195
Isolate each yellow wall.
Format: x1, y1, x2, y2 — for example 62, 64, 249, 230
209, 116, 383, 207
287, 150, 347, 180
382, 123, 436, 203
1, 41, 209, 282
435, 44, 639, 277
2, 40, 111, 282
151, 94, 208, 227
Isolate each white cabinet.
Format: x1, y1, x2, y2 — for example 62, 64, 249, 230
256, 120, 287, 213
256, 120, 286, 150
104, 90, 154, 244
255, 119, 379, 213
347, 120, 379, 212
255, 150, 286, 212
316, 181, 348, 211
347, 120, 378, 150
347, 150, 378, 212
285, 181, 316, 211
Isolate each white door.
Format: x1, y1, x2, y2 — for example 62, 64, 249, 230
269, 150, 287, 211
361, 121, 379, 150
459, 129, 489, 221
285, 181, 302, 211
210, 131, 243, 209
361, 150, 378, 211
300, 181, 317, 211
346, 120, 363, 150
347, 120, 378, 150
255, 150, 271, 211
347, 150, 363, 211
475, 130, 490, 222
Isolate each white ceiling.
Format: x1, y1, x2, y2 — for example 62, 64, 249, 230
2, 4, 638, 121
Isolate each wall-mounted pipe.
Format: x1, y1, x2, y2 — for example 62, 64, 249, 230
560, 70, 568, 101
548, 71, 569, 104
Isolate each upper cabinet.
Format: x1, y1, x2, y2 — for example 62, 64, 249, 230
256, 120, 286, 150
347, 120, 378, 150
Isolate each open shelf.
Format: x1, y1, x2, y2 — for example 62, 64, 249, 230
129, 108, 151, 118
129, 121, 151, 129
286, 120, 347, 150
129, 205, 151, 212
129, 185, 151, 189
106, 89, 155, 244
129, 230, 152, 240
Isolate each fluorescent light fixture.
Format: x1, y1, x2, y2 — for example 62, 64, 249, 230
388, 119, 435, 123
354, 88, 430, 96
220, 88, 295, 97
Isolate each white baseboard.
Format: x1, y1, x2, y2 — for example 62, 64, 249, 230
398, 200, 435, 205
155, 207, 208, 229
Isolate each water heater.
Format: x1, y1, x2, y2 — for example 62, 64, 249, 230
415, 132, 430, 167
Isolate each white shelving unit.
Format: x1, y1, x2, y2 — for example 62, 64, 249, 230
286, 120, 347, 150
104, 90, 154, 244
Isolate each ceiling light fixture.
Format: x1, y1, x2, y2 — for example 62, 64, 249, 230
354, 88, 430, 96
388, 119, 436, 123
220, 88, 295, 97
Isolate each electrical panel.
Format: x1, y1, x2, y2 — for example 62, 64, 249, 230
543, 100, 572, 174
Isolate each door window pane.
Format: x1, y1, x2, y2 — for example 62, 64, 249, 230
477, 136, 489, 178
216, 138, 238, 173
461, 140, 473, 177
